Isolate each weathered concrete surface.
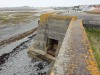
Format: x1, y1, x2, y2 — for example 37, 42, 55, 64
28, 14, 77, 59
51, 19, 100, 75
34, 14, 72, 52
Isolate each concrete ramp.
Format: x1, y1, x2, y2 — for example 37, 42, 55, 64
51, 19, 100, 75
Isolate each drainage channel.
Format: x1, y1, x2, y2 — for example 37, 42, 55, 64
0, 32, 51, 75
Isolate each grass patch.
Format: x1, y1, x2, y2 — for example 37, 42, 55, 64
86, 28, 100, 69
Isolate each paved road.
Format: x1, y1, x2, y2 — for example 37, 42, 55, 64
62, 10, 100, 25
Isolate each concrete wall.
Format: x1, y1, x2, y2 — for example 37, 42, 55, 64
83, 20, 100, 25
33, 14, 71, 57
83, 20, 100, 29
34, 19, 70, 50
50, 19, 100, 75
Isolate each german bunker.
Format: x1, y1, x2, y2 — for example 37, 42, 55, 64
28, 13, 77, 60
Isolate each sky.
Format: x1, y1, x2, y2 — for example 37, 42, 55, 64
0, 0, 100, 7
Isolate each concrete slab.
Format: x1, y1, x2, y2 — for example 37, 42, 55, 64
51, 19, 100, 75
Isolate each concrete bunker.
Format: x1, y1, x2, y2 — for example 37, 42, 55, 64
28, 13, 77, 60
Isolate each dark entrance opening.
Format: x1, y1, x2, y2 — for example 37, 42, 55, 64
46, 38, 58, 57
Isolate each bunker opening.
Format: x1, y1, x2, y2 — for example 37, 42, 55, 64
46, 38, 58, 57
